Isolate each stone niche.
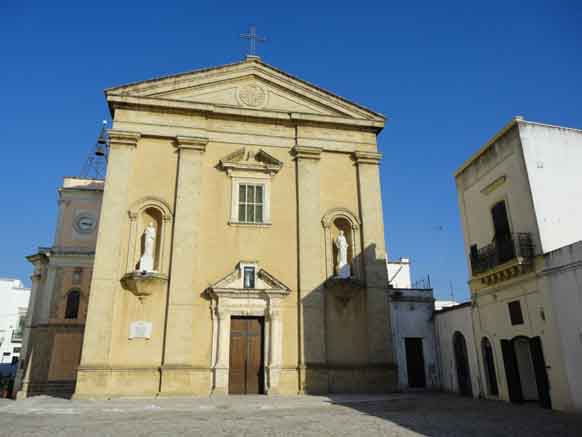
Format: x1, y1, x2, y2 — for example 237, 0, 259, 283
322, 208, 362, 280
322, 208, 363, 306
121, 198, 172, 299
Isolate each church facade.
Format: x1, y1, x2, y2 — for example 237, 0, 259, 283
19, 56, 396, 398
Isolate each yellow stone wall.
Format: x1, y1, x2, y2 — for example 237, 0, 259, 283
68, 59, 396, 398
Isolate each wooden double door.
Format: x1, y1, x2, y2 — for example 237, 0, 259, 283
229, 317, 265, 394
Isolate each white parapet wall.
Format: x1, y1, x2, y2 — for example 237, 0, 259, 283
0, 278, 30, 368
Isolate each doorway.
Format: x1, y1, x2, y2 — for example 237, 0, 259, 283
453, 331, 473, 397
229, 317, 265, 394
405, 338, 426, 388
481, 337, 499, 396
501, 336, 552, 408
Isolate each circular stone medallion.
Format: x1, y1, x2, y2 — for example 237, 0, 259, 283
238, 84, 267, 108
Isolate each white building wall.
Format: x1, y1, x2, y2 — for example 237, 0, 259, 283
520, 122, 582, 253
434, 304, 481, 398
389, 289, 438, 389
543, 241, 582, 410
0, 279, 30, 365
456, 124, 541, 268
387, 258, 412, 289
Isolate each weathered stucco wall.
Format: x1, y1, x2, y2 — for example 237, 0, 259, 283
543, 241, 582, 411
520, 123, 582, 253
434, 304, 480, 398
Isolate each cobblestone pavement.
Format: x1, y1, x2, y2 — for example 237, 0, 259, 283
1, 393, 581, 436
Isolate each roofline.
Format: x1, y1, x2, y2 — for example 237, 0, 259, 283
454, 116, 522, 177
454, 117, 582, 177
105, 56, 386, 122
104, 59, 246, 93
434, 301, 472, 314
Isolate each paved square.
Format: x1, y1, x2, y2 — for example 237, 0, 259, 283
1, 393, 581, 436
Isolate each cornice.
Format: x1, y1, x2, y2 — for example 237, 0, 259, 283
107, 94, 384, 131
292, 145, 322, 160
174, 135, 208, 152
107, 129, 141, 148
353, 151, 382, 165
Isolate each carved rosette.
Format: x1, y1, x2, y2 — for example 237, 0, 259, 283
237, 84, 267, 108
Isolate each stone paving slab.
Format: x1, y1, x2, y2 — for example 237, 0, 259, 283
0, 393, 581, 436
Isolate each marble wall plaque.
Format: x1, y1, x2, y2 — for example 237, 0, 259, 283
129, 320, 152, 339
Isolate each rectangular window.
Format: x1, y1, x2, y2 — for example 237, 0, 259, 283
238, 184, 264, 223
508, 300, 524, 325
243, 267, 255, 289
72, 268, 82, 285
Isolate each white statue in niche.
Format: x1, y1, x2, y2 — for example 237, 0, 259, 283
335, 230, 351, 279
139, 222, 157, 272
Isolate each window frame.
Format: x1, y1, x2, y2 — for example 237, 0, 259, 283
229, 177, 271, 226
508, 300, 524, 325
243, 266, 256, 289
64, 289, 81, 320
237, 183, 265, 224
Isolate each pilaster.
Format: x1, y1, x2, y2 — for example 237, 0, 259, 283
75, 130, 140, 397
160, 135, 208, 395
211, 309, 231, 395
353, 151, 393, 364
267, 308, 283, 394
293, 145, 328, 393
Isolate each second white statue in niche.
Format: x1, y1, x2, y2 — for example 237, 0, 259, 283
335, 230, 351, 279
139, 222, 157, 272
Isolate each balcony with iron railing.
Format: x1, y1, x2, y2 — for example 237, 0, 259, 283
470, 233, 535, 284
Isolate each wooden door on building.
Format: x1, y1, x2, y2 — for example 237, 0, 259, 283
229, 317, 264, 394
405, 337, 426, 388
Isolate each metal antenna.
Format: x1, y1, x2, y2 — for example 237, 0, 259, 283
80, 120, 109, 180
240, 25, 266, 57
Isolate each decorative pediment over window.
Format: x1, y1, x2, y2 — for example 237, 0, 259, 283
208, 262, 290, 298
219, 147, 282, 176
220, 148, 280, 226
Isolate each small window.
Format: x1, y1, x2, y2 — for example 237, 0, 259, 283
243, 267, 256, 289
65, 290, 81, 319
238, 184, 264, 224
508, 300, 524, 325
13, 347, 21, 354
72, 268, 82, 285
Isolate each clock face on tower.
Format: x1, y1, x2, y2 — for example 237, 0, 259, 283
74, 215, 96, 234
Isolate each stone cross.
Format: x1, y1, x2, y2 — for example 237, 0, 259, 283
240, 25, 266, 56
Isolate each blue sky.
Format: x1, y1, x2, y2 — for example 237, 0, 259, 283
1, 1, 581, 301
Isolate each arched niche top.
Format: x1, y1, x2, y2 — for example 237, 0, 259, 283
128, 196, 173, 221
125, 196, 173, 276
321, 207, 362, 281
321, 207, 361, 229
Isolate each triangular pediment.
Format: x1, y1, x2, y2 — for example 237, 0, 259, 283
219, 147, 282, 175
106, 58, 384, 121
209, 262, 290, 296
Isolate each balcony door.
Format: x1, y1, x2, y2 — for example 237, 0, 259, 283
491, 201, 513, 263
